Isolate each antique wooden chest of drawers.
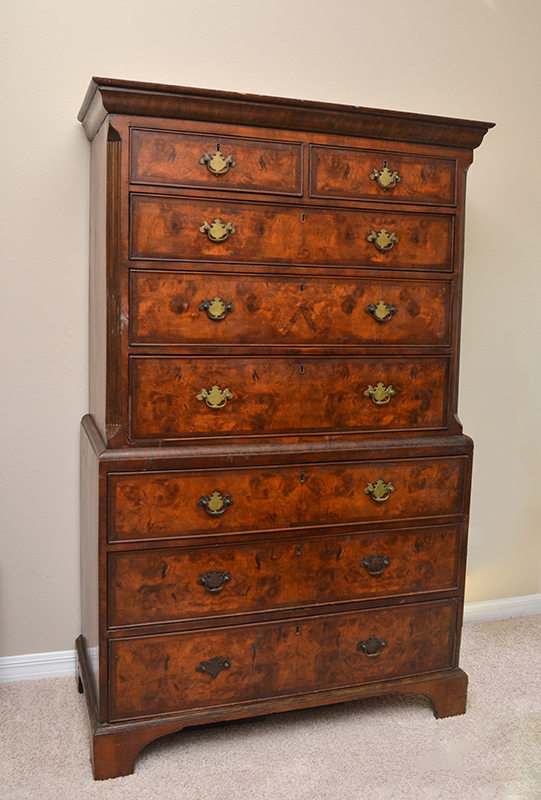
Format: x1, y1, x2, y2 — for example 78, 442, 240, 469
77, 77, 493, 779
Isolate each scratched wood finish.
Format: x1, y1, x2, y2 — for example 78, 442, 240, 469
108, 524, 461, 627
129, 355, 448, 441
108, 456, 467, 542
130, 195, 453, 271
310, 145, 457, 206
130, 128, 303, 195
108, 599, 456, 721
130, 270, 452, 347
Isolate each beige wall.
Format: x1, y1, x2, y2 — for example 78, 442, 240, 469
2, 0, 540, 658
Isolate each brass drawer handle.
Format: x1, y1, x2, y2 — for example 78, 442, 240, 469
369, 160, 401, 190
360, 554, 391, 576
199, 296, 234, 320
367, 229, 398, 252
364, 479, 395, 502
364, 383, 396, 405
197, 491, 233, 516
197, 384, 233, 409
197, 569, 232, 593
365, 301, 397, 323
199, 144, 236, 175
357, 635, 387, 658
200, 218, 235, 242
196, 656, 231, 679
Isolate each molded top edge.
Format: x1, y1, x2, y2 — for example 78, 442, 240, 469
78, 76, 494, 148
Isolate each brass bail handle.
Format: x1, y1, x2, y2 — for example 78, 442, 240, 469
357, 635, 387, 658
199, 297, 234, 321
199, 219, 235, 243
364, 479, 395, 502
360, 554, 391, 576
369, 160, 401, 190
367, 229, 398, 252
197, 491, 233, 516
197, 385, 233, 409
364, 383, 396, 405
199, 143, 236, 175
197, 569, 232, 593
365, 301, 397, 323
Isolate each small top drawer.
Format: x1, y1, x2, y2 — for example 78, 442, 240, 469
130, 129, 303, 196
310, 145, 457, 206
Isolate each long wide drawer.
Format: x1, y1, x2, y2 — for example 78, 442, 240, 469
108, 455, 468, 542
129, 355, 449, 441
108, 598, 457, 721
130, 195, 453, 271
130, 128, 303, 196
108, 524, 462, 627
130, 269, 452, 347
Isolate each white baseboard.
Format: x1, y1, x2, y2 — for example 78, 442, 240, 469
463, 592, 541, 624
0, 649, 77, 684
1, 594, 541, 683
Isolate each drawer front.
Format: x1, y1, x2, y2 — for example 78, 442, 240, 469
130, 195, 453, 272
310, 145, 457, 206
129, 355, 449, 441
108, 456, 467, 542
130, 270, 452, 347
130, 129, 303, 195
108, 599, 457, 721
108, 524, 462, 627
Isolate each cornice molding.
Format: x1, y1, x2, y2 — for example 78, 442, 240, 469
78, 77, 494, 149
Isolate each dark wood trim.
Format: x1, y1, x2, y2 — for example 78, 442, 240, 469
79, 77, 494, 149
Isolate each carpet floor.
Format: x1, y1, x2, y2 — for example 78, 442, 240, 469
1, 615, 540, 799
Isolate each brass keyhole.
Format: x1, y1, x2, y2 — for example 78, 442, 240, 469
301, 213, 306, 222
300, 472, 307, 483
296, 625, 301, 635
296, 544, 303, 555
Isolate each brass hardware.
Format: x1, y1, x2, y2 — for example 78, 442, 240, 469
365, 301, 397, 323
364, 383, 396, 405
197, 385, 233, 409
197, 569, 232, 593
367, 229, 398, 252
197, 491, 233, 516
357, 635, 387, 658
296, 625, 301, 635
199, 143, 235, 175
296, 544, 303, 556
364, 479, 395, 503
199, 296, 234, 320
196, 656, 231, 679
360, 554, 391, 576
299, 472, 307, 483
301, 213, 306, 222
199, 218, 235, 243
369, 160, 401, 190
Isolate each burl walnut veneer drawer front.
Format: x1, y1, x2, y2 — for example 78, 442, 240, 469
129, 356, 448, 441
130, 195, 453, 272
310, 146, 457, 206
130, 129, 303, 196
108, 599, 457, 721
130, 270, 452, 347
108, 524, 461, 627
108, 456, 467, 542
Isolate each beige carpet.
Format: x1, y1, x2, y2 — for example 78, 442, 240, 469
1, 615, 540, 799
